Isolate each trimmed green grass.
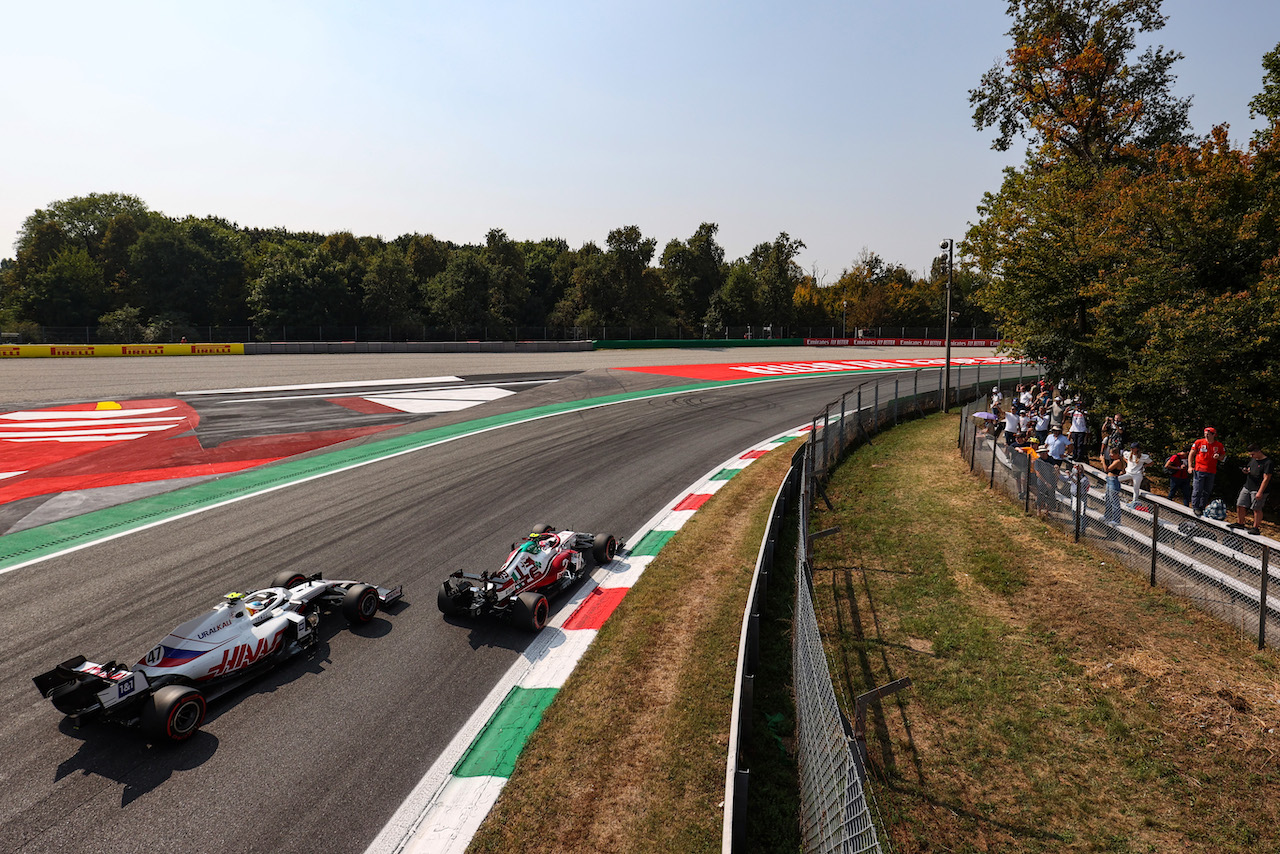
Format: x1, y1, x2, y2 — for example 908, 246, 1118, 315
468, 441, 802, 853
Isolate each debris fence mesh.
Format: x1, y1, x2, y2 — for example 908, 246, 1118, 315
792, 362, 1041, 853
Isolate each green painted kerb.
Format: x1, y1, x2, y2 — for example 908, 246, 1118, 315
709, 468, 739, 481
629, 529, 677, 556
452, 686, 559, 778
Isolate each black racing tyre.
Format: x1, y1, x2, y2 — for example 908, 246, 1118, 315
342, 584, 380, 624
592, 533, 618, 565
531, 524, 555, 535
271, 570, 308, 589
437, 579, 470, 616
513, 591, 550, 632
142, 685, 206, 742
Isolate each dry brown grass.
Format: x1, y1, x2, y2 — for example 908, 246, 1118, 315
467, 441, 800, 853
811, 413, 1280, 853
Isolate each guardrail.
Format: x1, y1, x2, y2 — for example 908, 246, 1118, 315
723, 362, 1043, 853
959, 397, 1280, 650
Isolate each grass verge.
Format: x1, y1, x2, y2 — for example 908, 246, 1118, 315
811, 411, 1280, 853
468, 440, 801, 853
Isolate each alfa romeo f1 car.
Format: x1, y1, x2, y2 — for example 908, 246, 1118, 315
437, 525, 619, 630
33, 572, 402, 742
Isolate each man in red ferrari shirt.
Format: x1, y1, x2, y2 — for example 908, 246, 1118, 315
1188, 427, 1225, 517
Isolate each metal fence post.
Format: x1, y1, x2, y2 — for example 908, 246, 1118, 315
1025, 457, 1033, 513
857, 387, 864, 440
989, 434, 998, 487
914, 369, 920, 416
894, 378, 899, 426
1150, 504, 1160, 587
873, 384, 879, 434
1074, 469, 1083, 542
969, 425, 978, 473
822, 405, 830, 470
1260, 546, 1271, 651
840, 392, 848, 452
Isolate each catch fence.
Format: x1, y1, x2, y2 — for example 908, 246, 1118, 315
724, 361, 1042, 853
958, 398, 1280, 651
3, 323, 1001, 345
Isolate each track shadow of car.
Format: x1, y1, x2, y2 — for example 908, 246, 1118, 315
54, 718, 220, 807
444, 598, 577, 652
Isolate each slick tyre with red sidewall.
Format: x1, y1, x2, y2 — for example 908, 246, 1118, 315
592, 533, 618, 565
342, 584, 380, 624
514, 591, 550, 632
272, 571, 308, 589
143, 685, 207, 742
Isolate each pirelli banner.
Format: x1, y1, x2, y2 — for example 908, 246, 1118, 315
0, 343, 245, 358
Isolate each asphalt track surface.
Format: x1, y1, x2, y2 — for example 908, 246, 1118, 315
1, 348, 994, 854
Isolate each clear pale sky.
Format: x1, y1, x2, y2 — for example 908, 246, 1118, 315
1, 0, 1276, 281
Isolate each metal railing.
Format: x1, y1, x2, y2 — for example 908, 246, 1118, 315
958, 398, 1280, 650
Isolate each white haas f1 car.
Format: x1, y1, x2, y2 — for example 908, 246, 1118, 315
437, 525, 619, 630
33, 572, 402, 742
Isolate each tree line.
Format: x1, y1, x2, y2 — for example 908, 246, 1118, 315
966, 0, 1280, 459
0, 196, 992, 342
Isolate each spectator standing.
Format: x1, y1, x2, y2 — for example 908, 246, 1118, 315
1110, 414, 1127, 449
1068, 403, 1089, 462
1044, 425, 1070, 466
1050, 396, 1066, 433
1188, 427, 1225, 517
990, 385, 1003, 412
1034, 408, 1051, 445
1118, 442, 1152, 505
1104, 448, 1125, 525
1229, 444, 1273, 535
1003, 407, 1021, 447
1164, 446, 1192, 505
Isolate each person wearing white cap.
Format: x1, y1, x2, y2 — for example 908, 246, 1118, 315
1188, 427, 1225, 517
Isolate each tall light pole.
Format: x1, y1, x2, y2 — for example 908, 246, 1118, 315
939, 239, 954, 412
842, 300, 847, 339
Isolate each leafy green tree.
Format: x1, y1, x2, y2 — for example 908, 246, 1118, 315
247, 242, 351, 329
363, 244, 417, 335
16, 193, 149, 260
705, 260, 759, 328
484, 229, 529, 333
970, 0, 1192, 164
1249, 41, 1280, 128
519, 237, 572, 324
660, 222, 725, 328
128, 215, 246, 325
749, 232, 806, 332
27, 246, 107, 325
98, 305, 146, 343
425, 248, 490, 333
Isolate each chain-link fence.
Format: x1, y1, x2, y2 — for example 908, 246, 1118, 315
789, 362, 1042, 853
959, 397, 1280, 650
2, 323, 1002, 345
